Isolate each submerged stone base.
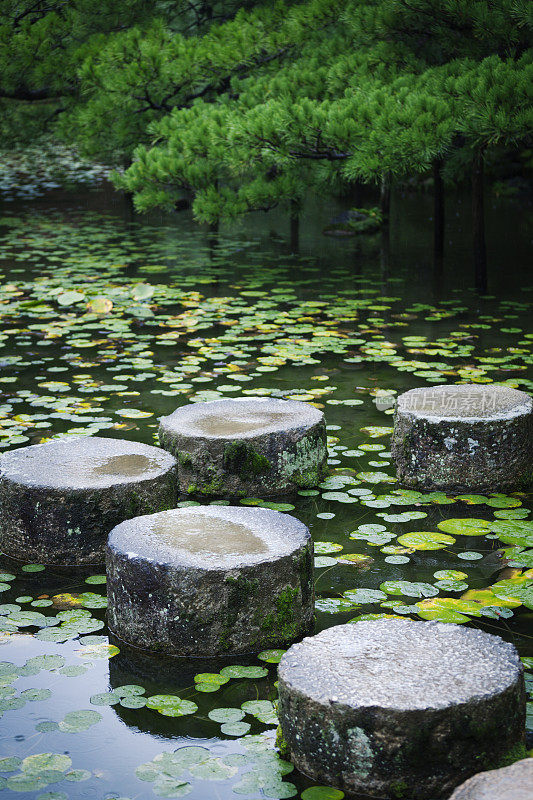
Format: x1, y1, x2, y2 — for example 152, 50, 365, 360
0, 437, 177, 565
391, 384, 533, 492
158, 398, 327, 497
106, 505, 314, 656
278, 620, 525, 800
449, 759, 533, 800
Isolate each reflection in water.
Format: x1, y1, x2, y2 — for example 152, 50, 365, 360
92, 453, 160, 477
0, 164, 530, 800
151, 513, 269, 556
194, 411, 290, 436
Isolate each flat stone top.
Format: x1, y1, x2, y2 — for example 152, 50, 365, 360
449, 759, 533, 800
0, 437, 176, 490
159, 398, 323, 439
396, 384, 532, 422
107, 505, 311, 569
278, 621, 522, 711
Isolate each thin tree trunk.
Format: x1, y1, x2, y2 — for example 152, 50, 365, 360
122, 158, 135, 220
290, 200, 299, 252
380, 173, 391, 221
472, 150, 487, 293
433, 158, 444, 256
208, 218, 219, 249
380, 224, 390, 291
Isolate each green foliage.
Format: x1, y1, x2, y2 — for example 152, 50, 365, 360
110, 0, 532, 221
1, 1, 532, 221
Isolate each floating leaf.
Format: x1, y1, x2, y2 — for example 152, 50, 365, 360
380, 581, 438, 599
219, 665, 268, 679
457, 551, 483, 561
146, 695, 198, 717
314, 542, 343, 554
86, 296, 113, 314
59, 709, 102, 732
433, 570, 468, 581
258, 649, 286, 663
397, 531, 455, 550
301, 788, 345, 800
57, 291, 85, 306
343, 588, 386, 604
84, 575, 106, 585
207, 708, 244, 723
437, 519, 490, 536
220, 721, 251, 736
416, 597, 483, 623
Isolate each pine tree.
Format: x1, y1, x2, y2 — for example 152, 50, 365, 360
1, 1, 530, 288
116, 0, 531, 289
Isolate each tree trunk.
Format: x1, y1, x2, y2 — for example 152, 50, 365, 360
380, 224, 390, 291
124, 191, 135, 220
433, 158, 444, 256
290, 200, 300, 252
380, 173, 391, 221
472, 150, 487, 294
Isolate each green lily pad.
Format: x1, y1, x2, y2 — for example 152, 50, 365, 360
490, 520, 533, 548
220, 721, 251, 736
207, 707, 244, 723
59, 709, 102, 732
258, 649, 286, 663
22, 753, 72, 773
301, 788, 345, 800
146, 695, 198, 717
397, 531, 455, 550
343, 588, 386, 604
433, 570, 468, 580
416, 597, 484, 623
437, 519, 491, 536
219, 665, 268, 679
380, 581, 438, 598
193, 673, 229, 686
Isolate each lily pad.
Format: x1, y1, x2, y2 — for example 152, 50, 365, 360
146, 695, 198, 717
397, 531, 455, 550
437, 519, 491, 536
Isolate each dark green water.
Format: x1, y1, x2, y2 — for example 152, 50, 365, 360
0, 154, 531, 800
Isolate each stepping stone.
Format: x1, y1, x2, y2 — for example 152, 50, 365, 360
449, 758, 533, 800
391, 384, 533, 492
278, 620, 525, 800
0, 437, 177, 565
106, 505, 313, 655
158, 397, 327, 497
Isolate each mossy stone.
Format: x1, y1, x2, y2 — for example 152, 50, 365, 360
0, 436, 177, 565
278, 621, 525, 799
158, 398, 327, 497
391, 385, 533, 492
107, 505, 314, 655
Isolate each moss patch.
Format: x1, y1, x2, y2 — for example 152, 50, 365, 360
223, 441, 271, 480
259, 586, 300, 644
494, 742, 528, 769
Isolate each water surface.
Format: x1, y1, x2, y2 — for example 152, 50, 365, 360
0, 155, 531, 799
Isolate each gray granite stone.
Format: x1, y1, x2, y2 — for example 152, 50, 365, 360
391, 384, 533, 492
106, 505, 314, 655
0, 437, 177, 565
448, 759, 533, 800
158, 398, 327, 497
278, 620, 525, 800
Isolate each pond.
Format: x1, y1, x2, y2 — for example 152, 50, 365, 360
0, 150, 531, 800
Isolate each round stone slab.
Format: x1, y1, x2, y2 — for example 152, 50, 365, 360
449, 759, 533, 800
391, 384, 533, 492
106, 505, 314, 655
0, 437, 177, 565
158, 398, 327, 497
278, 620, 525, 800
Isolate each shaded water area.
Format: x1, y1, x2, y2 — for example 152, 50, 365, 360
0, 155, 532, 799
